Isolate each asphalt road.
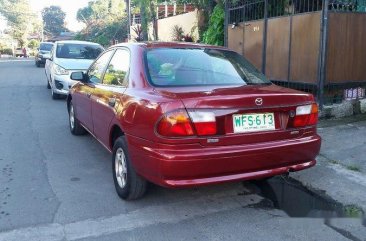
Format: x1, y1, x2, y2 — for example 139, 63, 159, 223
0, 60, 361, 240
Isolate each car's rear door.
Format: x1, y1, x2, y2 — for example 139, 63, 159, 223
91, 48, 130, 147
73, 50, 115, 132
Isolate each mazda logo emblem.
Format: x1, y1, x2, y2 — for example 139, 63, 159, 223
255, 98, 263, 106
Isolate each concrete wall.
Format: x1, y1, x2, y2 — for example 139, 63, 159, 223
129, 9, 200, 42
157, 9, 199, 41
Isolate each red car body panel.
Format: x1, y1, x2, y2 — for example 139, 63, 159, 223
69, 42, 321, 188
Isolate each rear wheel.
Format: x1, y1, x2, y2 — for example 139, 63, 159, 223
112, 136, 147, 200
36, 61, 40, 67
68, 102, 86, 135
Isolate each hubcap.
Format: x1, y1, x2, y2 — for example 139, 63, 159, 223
69, 106, 75, 129
115, 148, 127, 188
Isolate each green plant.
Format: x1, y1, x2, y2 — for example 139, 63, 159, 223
202, 4, 224, 46
343, 205, 364, 218
28, 39, 40, 50
346, 165, 361, 172
329, 160, 340, 165
1, 48, 13, 55
182, 34, 194, 42
132, 25, 144, 42
171, 25, 184, 41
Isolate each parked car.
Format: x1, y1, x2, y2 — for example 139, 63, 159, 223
67, 42, 321, 200
35, 42, 54, 67
45, 40, 104, 99
15, 47, 28, 57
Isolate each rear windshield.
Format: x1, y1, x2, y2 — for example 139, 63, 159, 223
40, 43, 53, 51
145, 48, 271, 87
56, 43, 103, 59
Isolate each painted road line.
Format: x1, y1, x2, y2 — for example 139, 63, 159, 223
0, 59, 34, 63
0, 193, 262, 241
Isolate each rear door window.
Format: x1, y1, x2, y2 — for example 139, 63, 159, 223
103, 49, 130, 87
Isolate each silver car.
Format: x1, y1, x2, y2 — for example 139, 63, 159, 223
45, 40, 104, 99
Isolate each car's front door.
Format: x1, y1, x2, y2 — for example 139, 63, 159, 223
74, 50, 114, 132
92, 48, 130, 147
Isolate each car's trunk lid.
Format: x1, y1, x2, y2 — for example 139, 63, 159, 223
154, 84, 315, 146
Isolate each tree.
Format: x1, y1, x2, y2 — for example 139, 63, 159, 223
0, 0, 38, 47
202, 3, 224, 46
28, 39, 40, 49
42, 6, 68, 37
76, 0, 128, 46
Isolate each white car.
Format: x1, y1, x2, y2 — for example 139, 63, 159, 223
45, 40, 104, 99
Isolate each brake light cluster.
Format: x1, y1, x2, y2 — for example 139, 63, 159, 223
157, 110, 216, 137
290, 103, 319, 128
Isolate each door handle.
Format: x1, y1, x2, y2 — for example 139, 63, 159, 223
108, 98, 116, 107
86, 92, 91, 98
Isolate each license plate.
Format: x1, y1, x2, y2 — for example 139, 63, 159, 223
233, 113, 275, 133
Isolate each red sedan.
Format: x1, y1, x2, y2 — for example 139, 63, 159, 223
67, 42, 321, 200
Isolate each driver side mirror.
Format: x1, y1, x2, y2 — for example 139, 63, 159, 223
71, 72, 87, 82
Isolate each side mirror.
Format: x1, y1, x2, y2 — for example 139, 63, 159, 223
71, 72, 87, 82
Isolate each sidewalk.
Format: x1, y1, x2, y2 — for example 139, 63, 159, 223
292, 114, 366, 212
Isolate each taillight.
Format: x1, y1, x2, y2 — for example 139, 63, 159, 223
188, 111, 216, 136
292, 103, 319, 127
157, 110, 194, 137
156, 110, 217, 137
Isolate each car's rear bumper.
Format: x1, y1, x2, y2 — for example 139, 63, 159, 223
127, 134, 321, 188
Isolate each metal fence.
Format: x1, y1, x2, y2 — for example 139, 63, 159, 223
226, 0, 366, 107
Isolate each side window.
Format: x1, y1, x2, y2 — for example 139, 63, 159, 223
88, 50, 114, 84
103, 49, 130, 86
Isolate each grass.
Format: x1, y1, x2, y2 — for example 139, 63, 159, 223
343, 205, 364, 218
329, 159, 340, 165
346, 165, 361, 172
327, 160, 362, 172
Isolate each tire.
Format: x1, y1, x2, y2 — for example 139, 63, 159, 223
68, 102, 86, 135
112, 136, 147, 200
47, 79, 51, 89
36, 61, 40, 67
51, 87, 61, 100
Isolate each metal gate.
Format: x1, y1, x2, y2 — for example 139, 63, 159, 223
225, 0, 366, 108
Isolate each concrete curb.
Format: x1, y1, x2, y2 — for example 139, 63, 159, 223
319, 99, 366, 119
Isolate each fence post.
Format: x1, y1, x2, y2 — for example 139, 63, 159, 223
165, 1, 168, 18
318, 0, 329, 110
224, 1, 229, 47
261, 0, 268, 74
287, 4, 294, 83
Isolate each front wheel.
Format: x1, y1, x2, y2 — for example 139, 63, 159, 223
69, 102, 86, 135
112, 136, 147, 200
51, 87, 61, 100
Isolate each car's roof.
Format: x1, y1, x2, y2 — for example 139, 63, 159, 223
112, 41, 228, 50
55, 40, 101, 46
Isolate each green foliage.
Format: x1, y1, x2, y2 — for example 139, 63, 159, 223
42, 6, 68, 37
0, 0, 38, 47
202, 4, 224, 46
28, 39, 40, 50
343, 205, 364, 218
76, 0, 128, 46
171, 25, 184, 41
0, 48, 13, 55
